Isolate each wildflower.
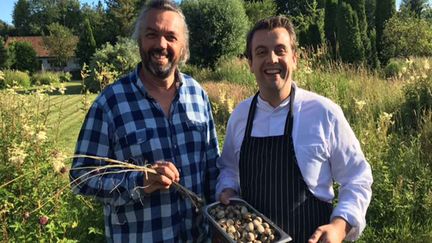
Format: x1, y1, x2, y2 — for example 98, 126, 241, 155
58, 84, 66, 95
39, 215, 49, 225
405, 58, 414, 66
8, 144, 28, 167
226, 98, 234, 114
424, 60, 430, 70
35, 131, 47, 143
51, 150, 67, 174
354, 98, 366, 111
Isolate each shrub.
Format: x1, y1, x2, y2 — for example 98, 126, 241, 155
85, 37, 139, 93
32, 72, 61, 85
382, 13, 432, 64
398, 73, 432, 131
0, 70, 31, 89
0, 87, 104, 242
212, 57, 256, 86
181, 0, 249, 68
8, 41, 38, 73
383, 59, 404, 79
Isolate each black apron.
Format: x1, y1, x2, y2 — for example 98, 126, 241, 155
239, 87, 333, 243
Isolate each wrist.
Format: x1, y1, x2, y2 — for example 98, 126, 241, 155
331, 216, 351, 236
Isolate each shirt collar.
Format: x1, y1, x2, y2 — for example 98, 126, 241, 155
133, 63, 183, 99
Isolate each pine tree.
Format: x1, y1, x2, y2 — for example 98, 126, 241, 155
76, 18, 97, 66
401, 0, 428, 17
324, 0, 338, 57
337, 1, 364, 64
376, 0, 396, 64
350, 0, 372, 67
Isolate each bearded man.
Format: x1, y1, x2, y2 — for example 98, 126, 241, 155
70, 1, 219, 242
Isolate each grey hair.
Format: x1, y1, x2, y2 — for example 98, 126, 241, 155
132, 0, 190, 64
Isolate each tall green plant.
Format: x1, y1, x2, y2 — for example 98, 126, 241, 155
76, 18, 97, 66
9, 41, 38, 73
181, 0, 249, 68
375, 0, 396, 64
337, 2, 365, 64
324, 0, 338, 56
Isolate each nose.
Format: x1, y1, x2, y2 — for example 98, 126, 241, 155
268, 51, 278, 63
156, 36, 168, 49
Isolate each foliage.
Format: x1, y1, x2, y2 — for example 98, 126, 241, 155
76, 18, 97, 66
0, 38, 8, 69
31, 72, 61, 85
0, 70, 31, 89
243, 0, 277, 28
85, 37, 140, 93
12, 0, 32, 36
43, 23, 79, 68
181, 0, 249, 68
381, 14, 432, 63
375, 0, 396, 64
400, 0, 429, 17
398, 65, 432, 131
8, 41, 38, 74
80, 2, 112, 48
182, 57, 256, 87
324, 0, 338, 56
0, 86, 104, 242
336, 2, 364, 64
292, 0, 325, 50
105, 0, 142, 38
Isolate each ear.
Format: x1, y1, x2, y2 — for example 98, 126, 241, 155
248, 58, 254, 73
292, 52, 298, 70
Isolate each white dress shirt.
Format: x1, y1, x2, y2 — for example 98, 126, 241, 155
216, 84, 373, 240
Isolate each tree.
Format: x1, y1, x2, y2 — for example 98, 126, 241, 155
401, 0, 429, 17
43, 23, 78, 68
13, 0, 33, 35
324, 0, 338, 56
381, 13, 432, 62
81, 2, 112, 47
376, 0, 396, 64
365, 0, 376, 31
0, 38, 8, 69
244, 0, 277, 27
181, 0, 249, 68
106, 0, 142, 38
337, 2, 364, 64
76, 18, 97, 66
350, 0, 372, 67
9, 41, 38, 73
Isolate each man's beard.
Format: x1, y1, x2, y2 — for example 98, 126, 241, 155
143, 48, 177, 79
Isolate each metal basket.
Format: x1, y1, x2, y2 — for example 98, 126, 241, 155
203, 198, 292, 243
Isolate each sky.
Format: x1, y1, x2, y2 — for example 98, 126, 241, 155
0, 0, 420, 26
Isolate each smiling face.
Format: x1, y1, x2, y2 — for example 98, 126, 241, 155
138, 9, 185, 80
248, 27, 297, 101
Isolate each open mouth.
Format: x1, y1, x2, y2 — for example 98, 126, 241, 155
264, 68, 282, 75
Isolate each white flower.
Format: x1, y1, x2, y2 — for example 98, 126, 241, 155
35, 131, 47, 142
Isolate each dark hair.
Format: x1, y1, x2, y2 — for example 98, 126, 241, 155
132, 0, 190, 64
245, 16, 297, 60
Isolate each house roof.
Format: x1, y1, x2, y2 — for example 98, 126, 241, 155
5, 36, 51, 58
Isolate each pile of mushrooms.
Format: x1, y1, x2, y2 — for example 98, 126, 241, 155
209, 204, 277, 242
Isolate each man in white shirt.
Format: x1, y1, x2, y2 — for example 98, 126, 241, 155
216, 16, 372, 243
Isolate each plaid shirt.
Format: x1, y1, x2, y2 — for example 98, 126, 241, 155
70, 63, 219, 242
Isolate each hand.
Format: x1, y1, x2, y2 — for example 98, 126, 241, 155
308, 217, 351, 243
219, 188, 237, 205
143, 161, 180, 194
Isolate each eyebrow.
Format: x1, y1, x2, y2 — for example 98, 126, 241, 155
145, 27, 178, 36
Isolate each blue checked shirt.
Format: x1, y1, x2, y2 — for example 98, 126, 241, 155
70, 63, 220, 242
